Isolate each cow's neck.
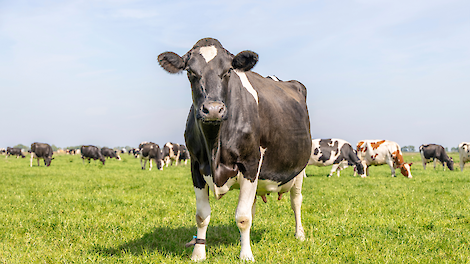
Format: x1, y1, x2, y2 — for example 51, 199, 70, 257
201, 71, 261, 188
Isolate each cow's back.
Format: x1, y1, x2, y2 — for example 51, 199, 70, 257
357, 140, 396, 165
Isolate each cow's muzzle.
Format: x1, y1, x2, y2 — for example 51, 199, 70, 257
199, 101, 227, 123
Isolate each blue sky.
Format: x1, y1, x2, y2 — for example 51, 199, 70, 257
1, 0, 469, 150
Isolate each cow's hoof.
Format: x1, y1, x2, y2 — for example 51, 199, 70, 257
191, 244, 206, 261
296, 228, 306, 241
240, 252, 255, 262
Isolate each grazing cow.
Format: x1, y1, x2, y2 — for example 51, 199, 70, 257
459, 142, 470, 171
163, 142, 181, 167
6, 147, 25, 158
308, 138, 365, 177
30, 142, 54, 167
101, 147, 121, 160
138, 142, 164, 170
0, 148, 6, 155
158, 38, 311, 261
356, 140, 412, 178
80, 145, 105, 165
419, 144, 454, 171
178, 145, 190, 165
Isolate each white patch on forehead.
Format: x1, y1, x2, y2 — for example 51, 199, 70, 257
199, 46, 217, 63
234, 69, 258, 104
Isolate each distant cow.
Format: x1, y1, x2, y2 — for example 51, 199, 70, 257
356, 140, 412, 178
30, 142, 54, 167
81, 145, 105, 165
0, 148, 6, 155
178, 145, 190, 165
101, 147, 121, 160
139, 142, 164, 170
163, 142, 181, 167
6, 147, 25, 158
419, 144, 454, 171
308, 138, 365, 177
459, 142, 470, 171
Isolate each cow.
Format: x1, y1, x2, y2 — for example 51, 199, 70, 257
101, 147, 121, 160
178, 144, 190, 165
459, 142, 470, 171
308, 138, 365, 177
6, 147, 25, 158
80, 145, 105, 165
163, 142, 181, 167
30, 142, 54, 167
356, 140, 412, 178
0, 148, 6, 155
158, 38, 311, 261
138, 142, 164, 170
419, 144, 454, 171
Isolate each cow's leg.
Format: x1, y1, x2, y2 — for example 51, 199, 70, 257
461, 159, 465, 172
191, 185, 211, 261
236, 174, 258, 261
433, 159, 437, 169
37, 158, 40, 166
422, 159, 426, 170
149, 159, 153, 171
30, 153, 33, 167
291, 169, 306, 241
329, 164, 339, 177
140, 158, 144, 170
388, 160, 396, 177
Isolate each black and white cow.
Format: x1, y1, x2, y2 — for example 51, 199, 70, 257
308, 139, 365, 177
101, 147, 121, 160
158, 38, 311, 261
0, 148, 6, 155
30, 142, 54, 167
80, 145, 105, 165
419, 144, 454, 171
178, 144, 190, 165
6, 147, 25, 158
459, 142, 470, 171
138, 142, 164, 170
163, 142, 181, 167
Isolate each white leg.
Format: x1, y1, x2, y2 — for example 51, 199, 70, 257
290, 169, 305, 240
140, 157, 144, 169
191, 186, 211, 261
461, 160, 464, 172
388, 160, 396, 177
329, 164, 339, 177
433, 159, 437, 169
30, 153, 33, 167
149, 159, 153, 171
236, 175, 258, 261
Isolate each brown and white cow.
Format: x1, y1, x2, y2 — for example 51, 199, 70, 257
356, 140, 412, 178
459, 142, 470, 171
158, 38, 311, 261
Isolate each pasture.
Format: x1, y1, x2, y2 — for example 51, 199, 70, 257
1, 153, 469, 263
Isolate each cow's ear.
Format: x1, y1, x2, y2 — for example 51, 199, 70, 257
232, 51, 258, 72
158, 52, 185, 74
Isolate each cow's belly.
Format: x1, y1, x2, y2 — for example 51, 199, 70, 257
309, 156, 338, 167
365, 154, 387, 165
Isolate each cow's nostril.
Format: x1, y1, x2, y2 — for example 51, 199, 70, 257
202, 105, 210, 114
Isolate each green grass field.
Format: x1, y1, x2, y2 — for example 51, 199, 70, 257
1, 153, 470, 263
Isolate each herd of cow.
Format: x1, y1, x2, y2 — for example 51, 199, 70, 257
3, 38, 470, 261
308, 139, 470, 178
1, 142, 190, 170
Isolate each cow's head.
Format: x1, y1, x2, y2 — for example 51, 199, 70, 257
355, 162, 365, 177
100, 156, 106, 165
398, 162, 413, 178
158, 38, 258, 125
447, 157, 454, 171
45, 156, 54, 167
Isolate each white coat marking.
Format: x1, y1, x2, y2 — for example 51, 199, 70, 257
199, 46, 217, 63
234, 69, 258, 104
